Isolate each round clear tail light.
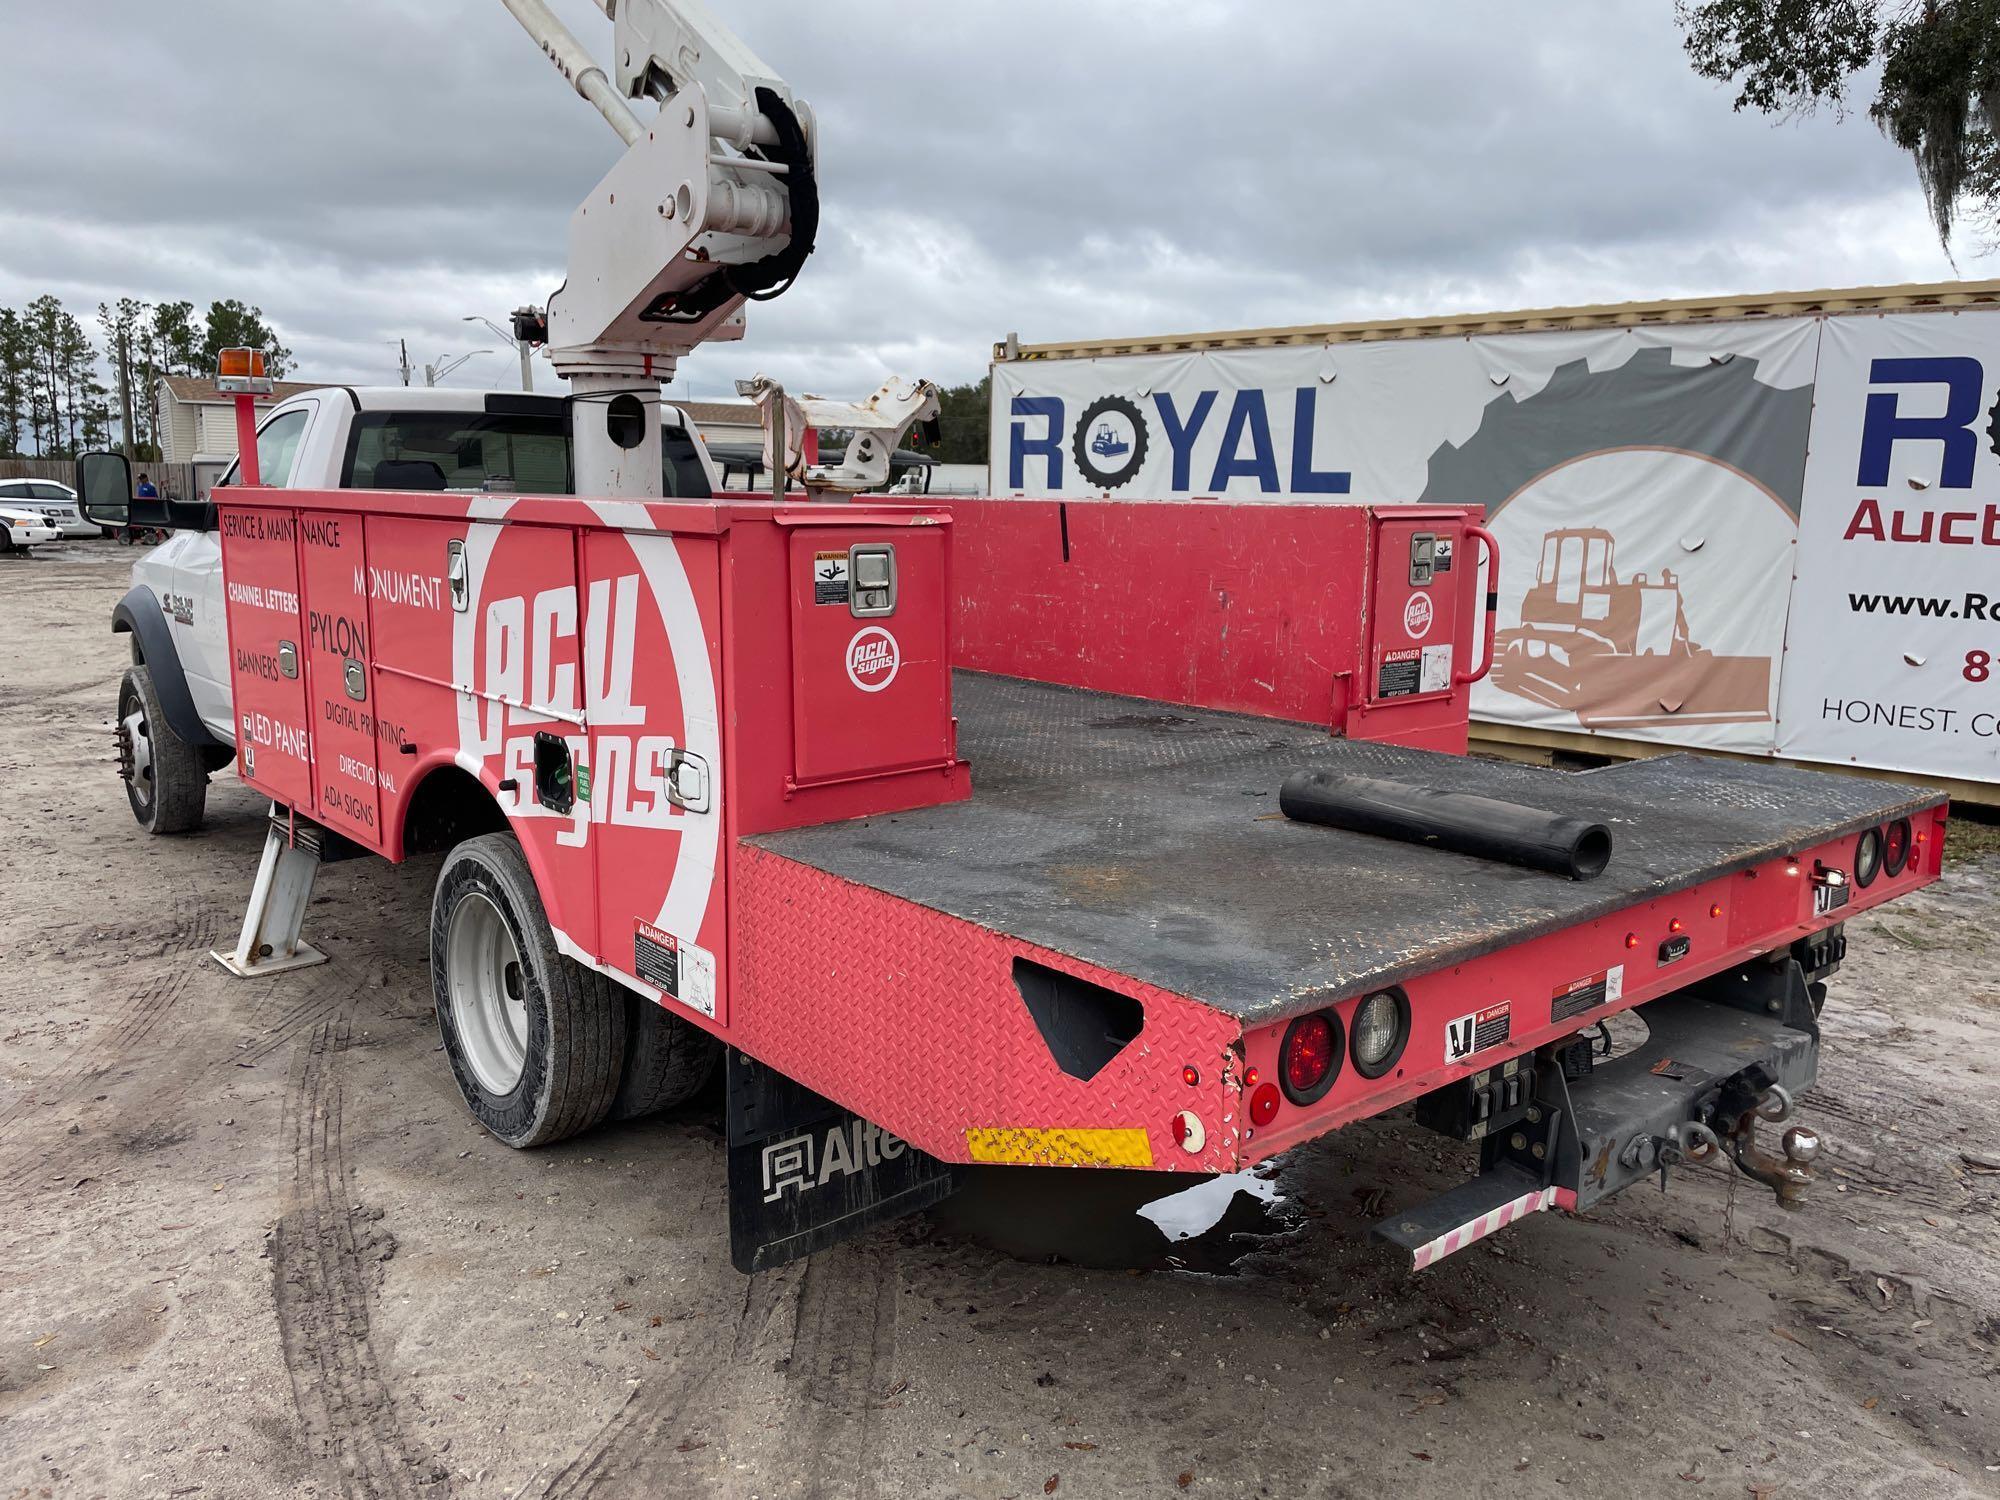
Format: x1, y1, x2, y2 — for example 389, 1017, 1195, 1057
1350, 989, 1409, 1079
1854, 827, 1882, 888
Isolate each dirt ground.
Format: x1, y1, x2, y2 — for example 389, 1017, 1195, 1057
3, 545, 1998, 1500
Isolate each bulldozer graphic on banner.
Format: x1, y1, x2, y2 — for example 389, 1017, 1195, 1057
1491, 527, 1771, 730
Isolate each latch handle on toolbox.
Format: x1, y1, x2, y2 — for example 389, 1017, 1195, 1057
1454, 524, 1500, 686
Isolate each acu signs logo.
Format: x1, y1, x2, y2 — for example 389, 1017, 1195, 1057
1404, 592, 1435, 639
846, 626, 900, 692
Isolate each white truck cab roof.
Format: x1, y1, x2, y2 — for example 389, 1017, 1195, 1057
220, 386, 719, 498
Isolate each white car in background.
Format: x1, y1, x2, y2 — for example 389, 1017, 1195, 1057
0, 478, 98, 538
0, 502, 60, 553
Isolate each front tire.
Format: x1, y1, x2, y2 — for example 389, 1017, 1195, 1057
118, 665, 207, 834
432, 833, 627, 1148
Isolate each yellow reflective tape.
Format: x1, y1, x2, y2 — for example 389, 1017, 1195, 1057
964, 1127, 1154, 1169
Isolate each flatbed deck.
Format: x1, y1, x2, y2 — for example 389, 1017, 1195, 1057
751, 672, 1942, 1025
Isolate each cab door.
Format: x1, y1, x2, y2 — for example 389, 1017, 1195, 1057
180, 401, 319, 737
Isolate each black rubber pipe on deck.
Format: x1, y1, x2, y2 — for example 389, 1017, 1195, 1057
1278, 770, 1613, 881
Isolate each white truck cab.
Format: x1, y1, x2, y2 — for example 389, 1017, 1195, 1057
109, 386, 722, 827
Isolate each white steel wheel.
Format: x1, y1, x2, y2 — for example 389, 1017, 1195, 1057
446, 892, 530, 1096
431, 833, 628, 1148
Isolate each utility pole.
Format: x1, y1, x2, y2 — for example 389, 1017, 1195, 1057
397, 339, 413, 387
114, 324, 136, 464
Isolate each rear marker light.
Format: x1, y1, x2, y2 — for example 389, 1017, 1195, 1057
1668, 917, 1686, 934
1624, 932, 1640, 950
1243, 1066, 1260, 1087
1278, 1011, 1342, 1105
1249, 1083, 1280, 1127
1709, 903, 1723, 919
1182, 1065, 1200, 1087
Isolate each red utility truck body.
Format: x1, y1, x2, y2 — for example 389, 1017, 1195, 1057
215, 485, 1947, 1270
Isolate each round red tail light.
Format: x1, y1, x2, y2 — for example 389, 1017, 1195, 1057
1883, 818, 1912, 877
1279, 1011, 1342, 1105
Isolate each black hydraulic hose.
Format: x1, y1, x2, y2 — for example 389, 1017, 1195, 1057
1278, 770, 1613, 880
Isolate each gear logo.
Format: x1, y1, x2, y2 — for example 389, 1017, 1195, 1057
1071, 395, 1149, 490
1988, 389, 2000, 460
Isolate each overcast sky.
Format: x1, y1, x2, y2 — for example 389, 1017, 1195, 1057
1, 1, 1989, 401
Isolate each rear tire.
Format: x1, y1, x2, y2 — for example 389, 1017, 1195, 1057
118, 665, 207, 834
610, 994, 720, 1121
432, 833, 627, 1148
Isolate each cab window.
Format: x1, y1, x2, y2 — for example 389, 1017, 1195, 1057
345, 411, 570, 493
219, 407, 313, 488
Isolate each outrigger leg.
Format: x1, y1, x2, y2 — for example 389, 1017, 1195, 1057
210, 805, 342, 977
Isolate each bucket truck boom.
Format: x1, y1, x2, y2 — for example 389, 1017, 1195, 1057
500, 0, 834, 496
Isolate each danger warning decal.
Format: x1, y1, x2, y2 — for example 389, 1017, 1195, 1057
1379, 644, 1456, 699
635, 919, 717, 1018
1378, 647, 1422, 698
1445, 1001, 1511, 1064
1551, 964, 1625, 1024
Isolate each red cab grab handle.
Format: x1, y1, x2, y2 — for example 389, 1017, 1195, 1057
1455, 524, 1500, 686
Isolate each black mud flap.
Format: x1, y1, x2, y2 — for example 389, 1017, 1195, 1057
725, 1049, 958, 1274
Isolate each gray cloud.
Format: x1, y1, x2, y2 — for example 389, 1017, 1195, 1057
0, 1, 1984, 400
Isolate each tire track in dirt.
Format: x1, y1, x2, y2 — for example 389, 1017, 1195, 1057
272, 1013, 448, 1500
0, 877, 215, 1139
532, 1241, 900, 1500
0, 899, 364, 1196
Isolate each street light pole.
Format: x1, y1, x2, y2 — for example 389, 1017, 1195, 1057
425, 350, 493, 387
465, 314, 536, 392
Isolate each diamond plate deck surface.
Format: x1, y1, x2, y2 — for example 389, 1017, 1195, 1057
749, 673, 1945, 1026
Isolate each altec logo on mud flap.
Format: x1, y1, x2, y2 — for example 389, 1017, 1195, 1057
760, 1119, 908, 1202
846, 626, 900, 692
1843, 357, 2000, 544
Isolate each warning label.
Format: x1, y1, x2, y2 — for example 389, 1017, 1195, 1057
1445, 1001, 1510, 1064
1377, 648, 1421, 699
812, 550, 849, 606
1551, 964, 1624, 1024
634, 920, 717, 1018
1420, 644, 1452, 694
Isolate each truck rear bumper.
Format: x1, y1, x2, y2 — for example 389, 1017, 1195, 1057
1374, 973, 1821, 1269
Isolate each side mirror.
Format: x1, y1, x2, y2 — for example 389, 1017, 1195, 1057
76, 450, 135, 529
165, 497, 216, 532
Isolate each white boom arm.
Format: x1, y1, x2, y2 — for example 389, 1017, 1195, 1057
501, 0, 819, 495
503, 0, 936, 501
